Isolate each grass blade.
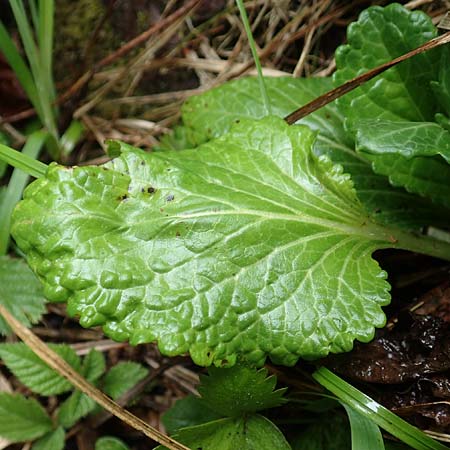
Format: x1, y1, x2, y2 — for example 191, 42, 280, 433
0, 130, 48, 254
313, 367, 448, 450
9, 0, 59, 156
60, 120, 85, 156
343, 403, 385, 450
38, 0, 55, 102
0, 22, 40, 117
0, 142, 48, 179
235, 0, 271, 115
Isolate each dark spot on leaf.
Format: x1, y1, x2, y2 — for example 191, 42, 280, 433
235, 119, 240, 123
140, 161, 145, 166
176, 231, 181, 237
118, 194, 128, 201
141, 188, 145, 193
147, 186, 155, 194
166, 194, 175, 202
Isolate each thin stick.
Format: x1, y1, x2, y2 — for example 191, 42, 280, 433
285, 31, 450, 124
0, 304, 190, 450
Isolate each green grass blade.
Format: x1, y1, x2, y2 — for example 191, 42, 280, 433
29, 0, 40, 35
235, 0, 271, 114
342, 403, 385, 450
10, 0, 59, 156
0, 130, 48, 255
38, 0, 55, 102
0, 142, 48, 179
60, 120, 85, 156
0, 22, 41, 117
313, 368, 448, 450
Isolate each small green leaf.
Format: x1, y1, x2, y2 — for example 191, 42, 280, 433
356, 120, 450, 208
31, 426, 65, 450
0, 343, 81, 395
57, 349, 105, 428
0, 392, 52, 442
343, 404, 384, 450
95, 436, 130, 450
58, 390, 96, 428
102, 362, 148, 400
0, 256, 46, 335
289, 413, 350, 450
82, 349, 106, 382
162, 395, 222, 435
156, 415, 291, 450
198, 365, 286, 417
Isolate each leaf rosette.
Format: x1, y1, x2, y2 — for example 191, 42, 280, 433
12, 117, 400, 366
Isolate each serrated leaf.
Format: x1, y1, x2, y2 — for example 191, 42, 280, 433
156, 415, 291, 450
198, 365, 286, 417
0, 343, 81, 395
82, 349, 106, 382
334, 4, 440, 128
95, 436, 130, 450
176, 76, 450, 229
14, 116, 437, 365
58, 390, 96, 428
56, 349, 105, 428
0, 256, 46, 335
0, 392, 52, 442
102, 362, 148, 400
162, 395, 222, 435
355, 120, 450, 208
31, 427, 65, 450
290, 413, 350, 450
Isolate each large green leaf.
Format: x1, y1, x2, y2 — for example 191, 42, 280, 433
0, 392, 52, 442
334, 4, 440, 127
14, 117, 450, 365
156, 415, 291, 450
0, 256, 46, 335
356, 121, 450, 208
172, 76, 450, 229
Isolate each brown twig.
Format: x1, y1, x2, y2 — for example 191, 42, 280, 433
0, 304, 190, 450
284, 31, 450, 124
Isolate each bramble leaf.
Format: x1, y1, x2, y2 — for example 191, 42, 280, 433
57, 349, 105, 428
0, 392, 52, 442
156, 415, 291, 450
198, 365, 286, 417
0, 343, 80, 395
15, 116, 445, 365
58, 390, 95, 428
162, 395, 222, 434
95, 436, 130, 450
31, 427, 65, 450
172, 76, 450, 229
0, 256, 46, 335
102, 362, 148, 399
